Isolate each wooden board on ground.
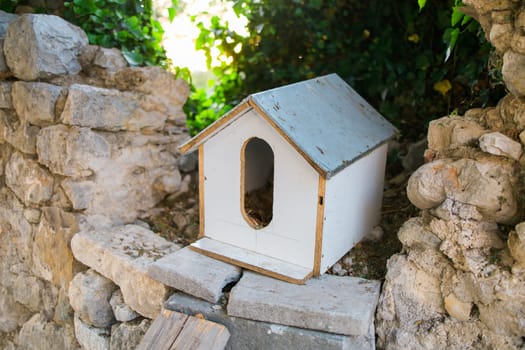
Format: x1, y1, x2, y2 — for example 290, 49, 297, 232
137, 309, 230, 350
190, 237, 312, 284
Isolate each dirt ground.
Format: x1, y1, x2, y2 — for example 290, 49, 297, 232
147, 148, 418, 282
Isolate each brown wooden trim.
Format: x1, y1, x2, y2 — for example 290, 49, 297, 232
179, 102, 251, 154
247, 99, 326, 177
189, 245, 312, 285
313, 175, 326, 276
239, 138, 252, 228
198, 145, 205, 238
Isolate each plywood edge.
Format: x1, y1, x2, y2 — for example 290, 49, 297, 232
179, 102, 252, 154
198, 145, 205, 238
190, 238, 312, 285
313, 175, 327, 276
247, 98, 327, 178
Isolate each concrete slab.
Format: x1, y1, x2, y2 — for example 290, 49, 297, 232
227, 272, 380, 336
165, 292, 375, 350
148, 246, 241, 303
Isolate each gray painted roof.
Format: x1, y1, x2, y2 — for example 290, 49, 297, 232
180, 73, 398, 179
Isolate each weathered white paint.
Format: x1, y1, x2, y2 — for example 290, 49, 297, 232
203, 108, 318, 268
191, 238, 312, 282
320, 142, 388, 272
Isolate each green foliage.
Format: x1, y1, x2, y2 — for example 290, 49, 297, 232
187, 0, 504, 140
63, 0, 178, 67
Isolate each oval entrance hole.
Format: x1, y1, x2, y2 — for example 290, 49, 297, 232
241, 137, 274, 229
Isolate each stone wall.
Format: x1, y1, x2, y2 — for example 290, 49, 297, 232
376, 1, 525, 348
0, 11, 193, 349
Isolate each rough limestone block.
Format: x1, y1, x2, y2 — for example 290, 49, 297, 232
0, 82, 12, 109
4, 14, 88, 80
508, 222, 525, 273
114, 66, 190, 105
69, 269, 118, 328
110, 319, 151, 350
479, 131, 523, 160
18, 313, 79, 350
227, 272, 380, 336
93, 47, 127, 71
166, 292, 375, 350
32, 207, 81, 287
74, 315, 110, 350
5, 152, 54, 206
427, 116, 486, 151
71, 225, 180, 318
408, 158, 518, 224
0, 109, 40, 154
60, 84, 167, 132
0, 284, 32, 333
61, 179, 95, 210
12, 81, 64, 126
148, 247, 241, 303
503, 51, 525, 98
37, 125, 110, 177
110, 289, 139, 322
0, 11, 16, 36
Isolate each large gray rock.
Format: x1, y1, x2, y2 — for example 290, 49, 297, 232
5, 151, 54, 206
12, 81, 64, 126
166, 292, 375, 350
18, 313, 80, 350
69, 269, 117, 328
60, 84, 167, 132
228, 272, 380, 336
71, 225, 180, 318
109, 319, 151, 350
148, 247, 241, 304
4, 14, 88, 80
74, 315, 110, 350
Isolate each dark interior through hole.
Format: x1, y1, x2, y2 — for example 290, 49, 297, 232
243, 137, 274, 229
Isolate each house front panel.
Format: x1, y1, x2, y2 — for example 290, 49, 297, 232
203, 108, 318, 268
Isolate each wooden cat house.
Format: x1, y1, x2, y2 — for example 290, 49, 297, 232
179, 74, 397, 284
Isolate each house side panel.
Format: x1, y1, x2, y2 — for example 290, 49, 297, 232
203, 110, 318, 268
320, 142, 388, 272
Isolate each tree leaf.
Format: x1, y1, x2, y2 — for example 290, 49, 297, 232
122, 50, 144, 66
418, 0, 427, 11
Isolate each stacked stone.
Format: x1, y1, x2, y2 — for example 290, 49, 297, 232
376, 1, 525, 349
0, 11, 191, 349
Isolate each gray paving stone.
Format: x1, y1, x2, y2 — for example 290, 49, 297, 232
227, 271, 380, 336
148, 247, 241, 303
165, 292, 375, 350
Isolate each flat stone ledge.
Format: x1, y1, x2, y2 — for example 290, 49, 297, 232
227, 271, 381, 336
148, 246, 241, 304
165, 292, 375, 350
71, 224, 180, 319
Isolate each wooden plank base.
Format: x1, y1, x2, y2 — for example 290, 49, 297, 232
137, 309, 230, 350
190, 237, 313, 284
